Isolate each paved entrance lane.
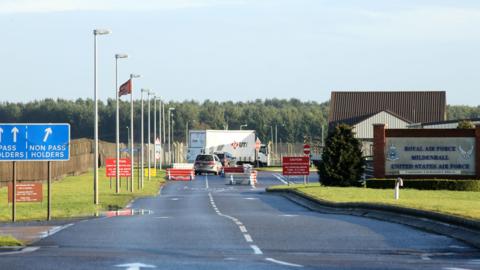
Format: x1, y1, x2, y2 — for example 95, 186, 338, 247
0, 176, 273, 270
207, 172, 480, 269
1, 172, 479, 270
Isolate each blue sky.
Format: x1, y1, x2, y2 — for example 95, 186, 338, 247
1, 0, 479, 105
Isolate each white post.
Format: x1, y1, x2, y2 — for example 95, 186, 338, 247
153, 95, 157, 173
93, 28, 110, 205
147, 91, 152, 181
140, 89, 146, 189
395, 177, 403, 200
158, 98, 162, 170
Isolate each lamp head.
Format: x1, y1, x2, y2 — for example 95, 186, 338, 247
93, 29, 111, 35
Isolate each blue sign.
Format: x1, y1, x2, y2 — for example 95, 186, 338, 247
0, 123, 70, 161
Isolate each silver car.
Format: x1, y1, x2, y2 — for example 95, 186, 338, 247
194, 154, 223, 175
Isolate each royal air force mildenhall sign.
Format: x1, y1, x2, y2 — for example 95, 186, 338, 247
0, 123, 70, 161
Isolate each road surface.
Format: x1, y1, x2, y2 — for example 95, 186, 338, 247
1, 172, 479, 269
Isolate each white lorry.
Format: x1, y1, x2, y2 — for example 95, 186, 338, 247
186, 130, 269, 166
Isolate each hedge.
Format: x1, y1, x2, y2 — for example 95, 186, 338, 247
366, 179, 480, 191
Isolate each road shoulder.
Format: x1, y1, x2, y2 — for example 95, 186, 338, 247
268, 188, 480, 249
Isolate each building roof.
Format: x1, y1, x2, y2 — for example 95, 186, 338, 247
420, 118, 480, 127
328, 91, 446, 128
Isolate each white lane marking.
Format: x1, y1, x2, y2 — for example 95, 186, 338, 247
244, 197, 257, 200
0, 247, 40, 256
280, 214, 298, 217
205, 175, 209, 189
235, 221, 243, 226
154, 216, 170, 219
273, 173, 288, 184
170, 198, 179, 201
449, 245, 467, 249
265, 258, 303, 268
239, 226, 248, 233
244, 234, 253, 242
421, 254, 432, 261
39, 223, 74, 238
250, 245, 263, 255
115, 262, 156, 269
443, 268, 473, 270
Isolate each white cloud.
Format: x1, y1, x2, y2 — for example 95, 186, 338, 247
0, 0, 245, 13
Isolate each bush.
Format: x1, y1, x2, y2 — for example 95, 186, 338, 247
366, 179, 480, 191
317, 124, 364, 186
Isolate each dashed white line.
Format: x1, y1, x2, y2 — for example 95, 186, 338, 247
250, 245, 263, 255
239, 226, 248, 233
443, 268, 473, 270
265, 258, 303, 268
205, 175, 209, 189
244, 234, 253, 242
280, 214, 298, 217
154, 216, 170, 219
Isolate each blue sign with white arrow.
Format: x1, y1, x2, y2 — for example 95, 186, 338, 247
0, 123, 70, 161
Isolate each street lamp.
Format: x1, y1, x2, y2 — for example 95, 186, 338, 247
93, 28, 111, 205
157, 97, 163, 170
140, 88, 150, 189
168, 107, 175, 165
240, 124, 248, 130
147, 91, 153, 181
153, 94, 157, 173
115, 53, 128, 194
129, 73, 140, 192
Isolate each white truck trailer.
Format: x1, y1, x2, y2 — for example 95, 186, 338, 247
186, 130, 269, 166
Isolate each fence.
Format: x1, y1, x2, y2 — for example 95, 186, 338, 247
0, 138, 120, 184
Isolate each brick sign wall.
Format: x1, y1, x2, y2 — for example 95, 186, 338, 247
373, 124, 480, 179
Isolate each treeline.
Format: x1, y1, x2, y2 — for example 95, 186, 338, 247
0, 99, 478, 143
0, 98, 329, 143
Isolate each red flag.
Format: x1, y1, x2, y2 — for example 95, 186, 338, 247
118, 79, 132, 97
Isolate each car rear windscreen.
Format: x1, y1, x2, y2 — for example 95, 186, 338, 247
196, 155, 213, 161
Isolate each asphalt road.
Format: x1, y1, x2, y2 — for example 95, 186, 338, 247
1, 172, 479, 270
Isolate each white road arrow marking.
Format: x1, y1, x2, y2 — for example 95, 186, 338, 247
43, 127, 53, 142
11, 127, 19, 143
115, 263, 156, 270
0, 127, 3, 143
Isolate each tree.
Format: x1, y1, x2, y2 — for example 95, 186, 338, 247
316, 124, 364, 186
457, 120, 475, 129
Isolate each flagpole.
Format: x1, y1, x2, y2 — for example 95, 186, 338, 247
153, 94, 157, 174
158, 98, 162, 170
130, 80, 134, 193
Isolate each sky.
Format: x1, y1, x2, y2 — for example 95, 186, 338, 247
1, 0, 480, 105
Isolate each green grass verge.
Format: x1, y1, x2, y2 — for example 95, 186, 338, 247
0, 235, 23, 246
269, 183, 480, 220
0, 168, 165, 222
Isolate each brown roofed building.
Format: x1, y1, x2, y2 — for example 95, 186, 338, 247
328, 91, 447, 155
329, 91, 446, 128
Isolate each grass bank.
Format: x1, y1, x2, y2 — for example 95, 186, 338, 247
269, 183, 480, 220
0, 235, 23, 246
0, 168, 165, 222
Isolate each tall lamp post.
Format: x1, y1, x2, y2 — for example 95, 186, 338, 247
157, 97, 163, 170
129, 74, 140, 192
168, 107, 175, 165
115, 53, 128, 194
93, 28, 111, 205
153, 94, 157, 173
140, 88, 150, 189
147, 91, 153, 181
